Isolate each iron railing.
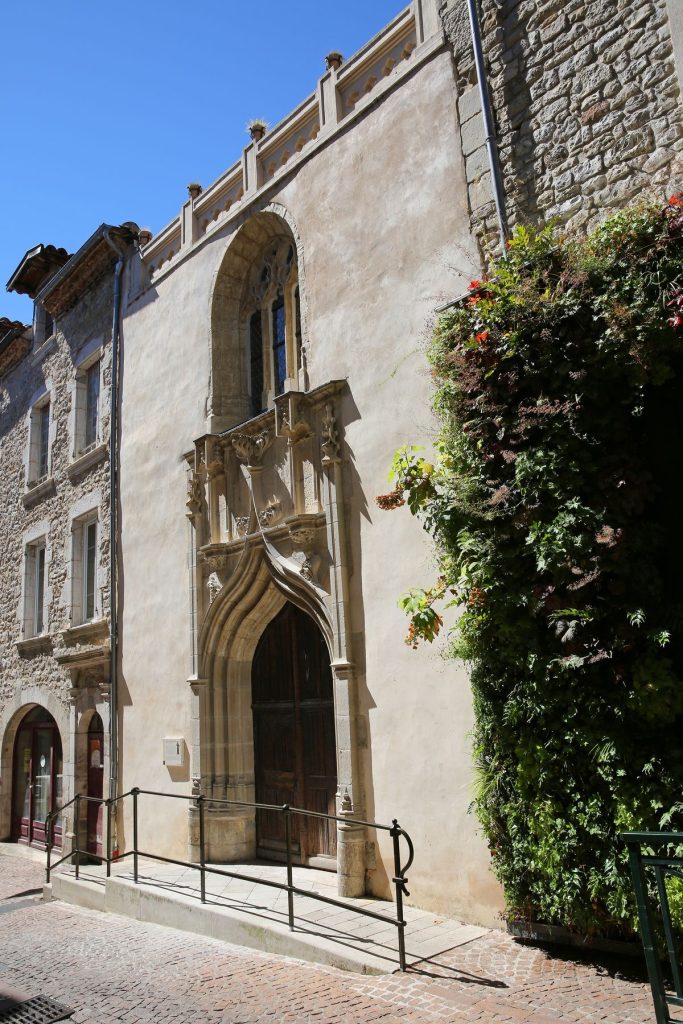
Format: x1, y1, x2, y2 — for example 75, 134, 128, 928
622, 831, 683, 1024
46, 789, 414, 970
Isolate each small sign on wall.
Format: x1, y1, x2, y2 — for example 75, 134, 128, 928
162, 737, 185, 767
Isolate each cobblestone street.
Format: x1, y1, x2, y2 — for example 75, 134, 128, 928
0, 848, 655, 1023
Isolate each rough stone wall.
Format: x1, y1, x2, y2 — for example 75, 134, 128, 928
0, 274, 113, 833
442, 0, 683, 249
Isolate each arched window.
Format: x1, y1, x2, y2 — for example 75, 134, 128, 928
209, 212, 306, 432
242, 236, 302, 418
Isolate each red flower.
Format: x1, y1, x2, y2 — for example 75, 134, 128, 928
469, 279, 482, 291
475, 331, 489, 343
669, 193, 683, 208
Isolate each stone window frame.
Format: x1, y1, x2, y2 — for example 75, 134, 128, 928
23, 538, 47, 638
25, 386, 54, 491
242, 239, 303, 417
67, 338, 107, 480
70, 509, 100, 627
19, 520, 52, 641
73, 345, 103, 458
34, 303, 55, 348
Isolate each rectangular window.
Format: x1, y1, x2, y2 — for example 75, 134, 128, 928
24, 541, 47, 637
74, 357, 101, 456
84, 362, 100, 450
28, 399, 51, 486
71, 515, 98, 625
84, 521, 97, 621
35, 545, 46, 633
38, 404, 50, 478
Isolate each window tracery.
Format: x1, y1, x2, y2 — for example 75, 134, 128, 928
242, 237, 305, 419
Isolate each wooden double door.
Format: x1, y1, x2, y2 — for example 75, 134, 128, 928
252, 603, 337, 863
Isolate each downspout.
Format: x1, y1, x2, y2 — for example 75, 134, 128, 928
466, 0, 509, 247
102, 229, 126, 809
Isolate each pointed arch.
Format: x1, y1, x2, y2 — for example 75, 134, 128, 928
208, 205, 309, 434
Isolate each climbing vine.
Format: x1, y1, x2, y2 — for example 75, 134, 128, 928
379, 196, 683, 934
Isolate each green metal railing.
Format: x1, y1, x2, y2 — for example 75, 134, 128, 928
46, 789, 414, 971
622, 831, 683, 1024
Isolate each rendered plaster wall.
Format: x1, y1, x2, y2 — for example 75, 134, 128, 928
0, 276, 114, 840
442, 0, 683, 245
119, 44, 504, 925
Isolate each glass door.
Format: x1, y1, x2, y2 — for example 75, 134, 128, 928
11, 707, 62, 849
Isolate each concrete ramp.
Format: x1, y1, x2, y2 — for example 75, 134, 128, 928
45, 859, 488, 975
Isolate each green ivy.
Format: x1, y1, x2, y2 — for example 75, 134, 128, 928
380, 195, 683, 935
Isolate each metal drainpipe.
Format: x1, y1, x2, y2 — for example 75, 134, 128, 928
466, 0, 509, 248
102, 229, 126, 810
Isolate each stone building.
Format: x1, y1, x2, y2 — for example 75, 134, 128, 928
1, 0, 682, 928
0, 227, 137, 858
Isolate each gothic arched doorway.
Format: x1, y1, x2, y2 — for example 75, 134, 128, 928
252, 603, 337, 864
11, 706, 63, 849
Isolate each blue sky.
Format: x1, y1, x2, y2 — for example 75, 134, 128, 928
2, 1, 403, 322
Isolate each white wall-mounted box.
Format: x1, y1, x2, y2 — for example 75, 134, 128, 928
163, 737, 184, 767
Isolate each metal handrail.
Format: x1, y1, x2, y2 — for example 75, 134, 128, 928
622, 831, 683, 1024
46, 787, 414, 970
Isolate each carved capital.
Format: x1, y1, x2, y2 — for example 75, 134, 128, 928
205, 440, 225, 479
232, 429, 273, 466
290, 524, 316, 550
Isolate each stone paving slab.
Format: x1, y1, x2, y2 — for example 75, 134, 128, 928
47, 856, 487, 974
0, 845, 657, 1023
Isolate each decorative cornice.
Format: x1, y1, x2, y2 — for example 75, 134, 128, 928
61, 618, 110, 647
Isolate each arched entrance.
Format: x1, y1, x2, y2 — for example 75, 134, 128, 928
252, 603, 337, 863
11, 707, 63, 849
86, 713, 104, 857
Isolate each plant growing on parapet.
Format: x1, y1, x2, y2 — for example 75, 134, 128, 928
377, 195, 683, 936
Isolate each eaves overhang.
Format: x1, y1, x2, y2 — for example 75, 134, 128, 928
37, 222, 139, 318
6, 244, 71, 298
0, 317, 31, 378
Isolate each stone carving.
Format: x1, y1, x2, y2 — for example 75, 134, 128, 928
321, 402, 340, 463
186, 472, 202, 518
340, 789, 354, 815
280, 411, 311, 443
205, 442, 225, 480
232, 429, 273, 466
202, 548, 227, 573
208, 572, 222, 604
259, 497, 282, 528
290, 524, 319, 583
234, 516, 250, 537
